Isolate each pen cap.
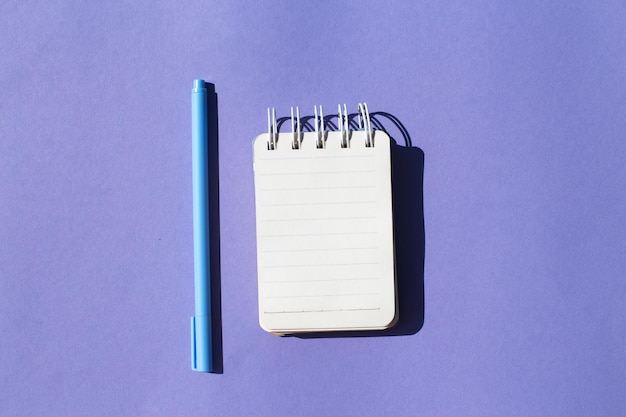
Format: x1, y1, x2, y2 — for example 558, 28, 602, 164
191, 315, 213, 372
192, 79, 206, 92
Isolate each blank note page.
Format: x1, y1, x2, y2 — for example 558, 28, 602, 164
253, 130, 396, 334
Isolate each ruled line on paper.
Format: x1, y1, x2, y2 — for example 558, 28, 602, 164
259, 185, 375, 191
261, 246, 377, 253
263, 307, 381, 314
263, 261, 378, 268
264, 277, 379, 283
265, 293, 379, 299
259, 216, 376, 222
259, 231, 377, 238
257, 169, 375, 176
259, 200, 376, 207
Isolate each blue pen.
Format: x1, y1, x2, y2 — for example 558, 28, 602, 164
191, 79, 213, 372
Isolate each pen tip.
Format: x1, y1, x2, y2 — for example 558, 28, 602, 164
193, 79, 205, 90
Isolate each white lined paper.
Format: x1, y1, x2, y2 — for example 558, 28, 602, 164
253, 130, 396, 333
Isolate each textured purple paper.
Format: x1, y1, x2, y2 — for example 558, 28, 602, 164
1, 1, 625, 416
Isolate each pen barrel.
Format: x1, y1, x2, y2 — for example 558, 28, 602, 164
191, 80, 213, 372
191, 81, 210, 317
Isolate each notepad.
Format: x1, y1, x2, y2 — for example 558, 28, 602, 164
252, 105, 397, 334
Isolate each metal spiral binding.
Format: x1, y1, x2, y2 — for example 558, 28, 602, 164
314, 105, 325, 149
266, 107, 277, 150
338, 104, 350, 148
358, 103, 373, 147
290, 106, 302, 149
266, 103, 373, 150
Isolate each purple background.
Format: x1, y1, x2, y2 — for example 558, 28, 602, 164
2, 1, 625, 416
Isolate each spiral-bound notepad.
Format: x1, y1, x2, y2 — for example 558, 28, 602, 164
253, 104, 397, 334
